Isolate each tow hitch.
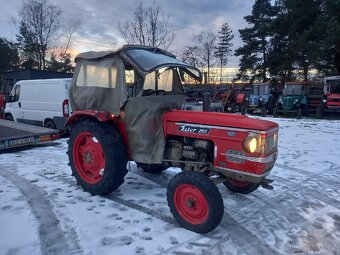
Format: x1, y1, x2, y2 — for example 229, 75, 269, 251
260, 178, 274, 190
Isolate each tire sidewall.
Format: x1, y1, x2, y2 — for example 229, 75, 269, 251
223, 179, 260, 194
167, 171, 224, 234
68, 120, 127, 195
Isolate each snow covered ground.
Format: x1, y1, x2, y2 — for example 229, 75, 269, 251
0, 117, 339, 255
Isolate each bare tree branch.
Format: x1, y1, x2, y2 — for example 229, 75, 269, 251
118, 1, 175, 49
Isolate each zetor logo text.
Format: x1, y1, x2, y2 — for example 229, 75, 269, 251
178, 124, 210, 135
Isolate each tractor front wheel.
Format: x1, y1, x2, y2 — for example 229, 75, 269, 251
167, 171, 224, 234
223, 178, 260, 194
67, 119, 128, 195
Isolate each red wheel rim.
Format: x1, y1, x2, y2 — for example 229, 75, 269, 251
73, 131, 105, 184
174, 184, 208, 224
228, 178, 250, 188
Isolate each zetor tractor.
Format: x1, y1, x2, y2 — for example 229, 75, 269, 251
317, 76, 340, 116
274, 82, 309, 119
66, 45, 279, 233
245, 82, 274, 116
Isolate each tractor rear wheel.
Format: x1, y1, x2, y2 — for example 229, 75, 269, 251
297, 108, 302, 119
223, 178, 260, 194
273, 107, 278, 117
167, 171, 224, 233
67, 119, 128, 195
137, 163, 165, 174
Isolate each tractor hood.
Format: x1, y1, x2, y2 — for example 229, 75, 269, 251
164, 110, 278, 131
327, 93, 340, 100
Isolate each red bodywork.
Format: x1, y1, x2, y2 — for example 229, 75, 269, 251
325, 93, 340, 110
163, 110, 278, 178
68, 109, 278, 179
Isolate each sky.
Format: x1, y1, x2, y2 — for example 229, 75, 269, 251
0, 0, 255, 67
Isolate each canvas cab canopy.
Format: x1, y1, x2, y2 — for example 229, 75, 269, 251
69, 45, 202, 164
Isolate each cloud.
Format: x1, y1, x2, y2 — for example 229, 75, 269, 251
0, 0, 255, 67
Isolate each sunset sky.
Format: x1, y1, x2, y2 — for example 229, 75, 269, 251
0, 0, 256, 67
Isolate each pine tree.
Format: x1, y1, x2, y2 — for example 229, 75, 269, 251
235, 0, 275, 82
215, 23, 234, 83
269, 0, 320, 81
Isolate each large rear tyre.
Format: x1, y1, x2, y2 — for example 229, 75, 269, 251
297, 108, 302, 119
137, 163, 165, 174
223, 178, 260, 194
167, 171, 224, 234
316, 106, 324, 118
273, 107, 278, 117
67, 119, 128, 195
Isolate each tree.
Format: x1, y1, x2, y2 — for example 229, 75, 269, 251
16, 0, 62, 70
195, 30, 217, 83
215, 23, 234, 83
181, 45, 201, 68
312, 0, 340, 75
235, 0, 275, 82
0, 38, 19, 79
269, 0, 320, 81
118, 1, 175, 49
46, 52, 73, 73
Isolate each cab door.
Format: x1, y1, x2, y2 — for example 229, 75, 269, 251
5, 84, 24, 122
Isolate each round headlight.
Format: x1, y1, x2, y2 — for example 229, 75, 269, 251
259, 97, 263, 101
243, 137, 257, 153
323, 99, 326, 103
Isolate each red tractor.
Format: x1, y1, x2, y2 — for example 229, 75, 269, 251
66, 45, 279, 233
317, 76, 340, 116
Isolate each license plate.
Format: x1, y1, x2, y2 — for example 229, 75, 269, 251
9, 137, 35, 147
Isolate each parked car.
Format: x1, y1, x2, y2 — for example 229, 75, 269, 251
5, 78, 72, 130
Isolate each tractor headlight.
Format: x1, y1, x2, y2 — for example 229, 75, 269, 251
243, 136, 258, 153
323, 99, 327, 103
259, 97, 263, 101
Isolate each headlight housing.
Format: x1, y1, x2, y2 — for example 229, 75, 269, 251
323, 99, 327, 103
243, 136, 258, 153
243, 131, 278, 155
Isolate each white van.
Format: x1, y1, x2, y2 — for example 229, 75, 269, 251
5, 78, 72, 130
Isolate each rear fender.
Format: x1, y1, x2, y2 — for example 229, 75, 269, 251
66, 110, 131, 159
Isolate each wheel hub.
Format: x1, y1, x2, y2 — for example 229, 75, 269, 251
186, 199, 195, 208
83, 151, 93, 164
174, 184, 208, 224
73, 131, 105, 184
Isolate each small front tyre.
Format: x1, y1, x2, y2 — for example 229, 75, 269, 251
223, 178, 260, 194
68, 119, 128, 196
167, 171, 224, 234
